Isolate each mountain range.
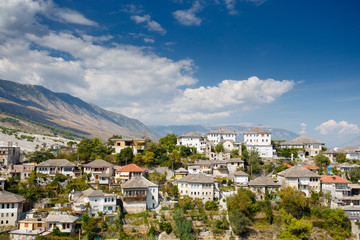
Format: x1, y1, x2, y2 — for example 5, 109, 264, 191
0, 79, 157, 140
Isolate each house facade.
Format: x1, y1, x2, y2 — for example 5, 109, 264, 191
115, 164, 147, 182
36, 159, 78, 178
69, 188, 117, 217
112, 139, 148, 154
45, 213, 78, 234
233, 170, 249, 187
0, 143, 21, 167
321, 175, 351, 199
206, 129, 236, 144
177, 173, 219, 202
248, 176, 280, 200
280, 136, 325, 158
10, 163, 35, 180
0, 190, 25, 226
277, 165, 321, 197
243, 128, 273, 158
177, 132, 206, 153
121, 176, 159, 213
83, 159, 114, 183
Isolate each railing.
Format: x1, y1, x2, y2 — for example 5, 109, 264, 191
123, 195, 147, 202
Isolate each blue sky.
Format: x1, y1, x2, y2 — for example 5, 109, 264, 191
0, 0, 359, 147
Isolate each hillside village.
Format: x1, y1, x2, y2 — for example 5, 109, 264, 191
1, 126, 360, 240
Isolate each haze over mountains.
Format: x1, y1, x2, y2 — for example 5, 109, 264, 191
0, 79, 157, 140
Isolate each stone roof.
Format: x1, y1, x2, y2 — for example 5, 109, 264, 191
116, 164, 147, 172
244, 128, 271, 134
83, 159, 114, 168
45, 214, 78, 223
178, 173, 216, 183
248, 176, 280, 186
277, 165, 320, 178
0, 190, 26, 203
234, 170, 248, 176
194, 160, 214, 166
324, 146, 360, 154
280, 136, 324, 146
37, 159, 76, 168
175, 167, 188, 173
179, 132, 205, 138
226, 158, 244, 163
121, 176, 158, 189
207, 128, 236, 135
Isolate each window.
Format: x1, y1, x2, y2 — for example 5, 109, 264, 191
25, 223, 29, 227
11, 213, 14, 217
38, 223, 42, 227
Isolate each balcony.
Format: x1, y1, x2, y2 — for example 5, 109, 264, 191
123, 195, 147, 202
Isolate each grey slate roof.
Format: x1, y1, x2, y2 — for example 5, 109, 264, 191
194, 160, 214, 166
36, 159, 76, 167
244, 128, 271, 134
175, 167, 188, 173
0, 190, 26, 203
234, 170, 248, 176
280, 136, 324, 146
178, 173, 216, 183
179, 132, 205, 138
45, 214, 78, 223
207, 128, 236, 134
83, 159, 114, 168
121, 176, 158, 189
277, 165, 320, 178
248, 176, 280, 186
226, 158, 244, 163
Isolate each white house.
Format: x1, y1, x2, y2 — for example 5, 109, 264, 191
280, 136, 325, 158
36, 159, 78, 178
115, 164, 147, 182
324, 146, 360, 162
207, 129, 236, 144
0, 191, 25, 226
69, 188, 117, 217
121, 176, 159, 213
321, 175, 351, 199
276, 165, 321, 197
83, 159, 114, 184
177, 173, 219, 202
177, 132, 207, 153
248, 176, 280, 200
233, 170, 249, 187
45, 213, 78, 234
243, 128, 273, 158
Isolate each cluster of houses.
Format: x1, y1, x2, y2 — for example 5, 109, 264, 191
1, 128, 360, 239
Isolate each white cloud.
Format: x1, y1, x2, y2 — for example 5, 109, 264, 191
224, 0, 238, 15
173, 1, 203, 26
143, 38, 155, 43
315, 120, 360, 135
53, 9, 97, 26
121, 4, 143, 14
0, 0, 295, 125
299, 122, 307, 134
245, 0, 267, 6
131, 15, 166, 35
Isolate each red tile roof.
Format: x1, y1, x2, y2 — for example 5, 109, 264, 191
321, 175, 351, 183
116, 164, 147, 172
283, 163, 292, 168
302, 165, 317, 169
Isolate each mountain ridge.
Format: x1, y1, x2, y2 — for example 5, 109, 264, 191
0, 79, 157, 140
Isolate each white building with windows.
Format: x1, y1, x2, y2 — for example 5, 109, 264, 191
36, 159, 78, 178
177, 173, 219, 202
0, 191, 25, 227
121, 176, 159, 214
280, 136, 325, 158
177, 132, 207, 153
45, 213, 78, 234
83, 159, 114, 184
321, 175, 351, 199
276, 165, 321, 197
69, 188, 117, 217
206, 129, 236, 144
243, 128, 273, 158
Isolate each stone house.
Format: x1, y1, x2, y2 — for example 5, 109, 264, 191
0, 143, 21, 167
0, 190, 25, 226
177, 132, 207, 153
121, 176, 159, 213
83, 159, 114, 184
206, 128, 236, 144
248, 176, 280, 199
243, 128, 273, 158
280, 136, 325, 158
36, 159, 79, 178
115, 164, 147, 182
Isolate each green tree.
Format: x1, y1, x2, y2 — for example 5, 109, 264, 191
158, 134, 178, 152
278, 209, 313, 240
215, 143, 225, 153
247, 150, 262, 175
278, 187, 310, 219
336, 152, 347, 163
77, 137, 112, 161
230, 149, 240, 158
314, 153, 330, 169
144, 151, 155, 167
205, 201, 218, 211
116, 147, 134, 165
173, 208, 195, 240
228, 209, 251, 236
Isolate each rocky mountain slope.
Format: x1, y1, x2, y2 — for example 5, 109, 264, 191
150, 124, 299, 142
0, 79, 157, 140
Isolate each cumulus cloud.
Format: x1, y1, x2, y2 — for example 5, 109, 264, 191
143, 38, 155, 43
315, 120, 360, 135
0, 0, 295, 124
131, 15, 166, 34
299, 122, 307, 134
173, 1, 203, 26
224, 0, 238, 15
